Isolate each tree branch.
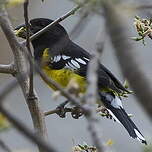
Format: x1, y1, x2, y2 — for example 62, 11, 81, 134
84, 26, 105, 152
0, 64, 16, 75
70, 10, 90, 40
24, 0, 34, 96
44, 106, 111, 119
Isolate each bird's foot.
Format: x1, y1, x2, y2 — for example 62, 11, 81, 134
71, 106, 83, 119
56, 100, 69, 118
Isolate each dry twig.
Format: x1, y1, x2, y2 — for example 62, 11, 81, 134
84, 25, 105, 152
0, 64, 16, 75
24, 0, 34, 96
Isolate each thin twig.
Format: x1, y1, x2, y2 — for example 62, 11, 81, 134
45, 107, 76, 117
44, 109, 61, 116
24, 0, 34, 96
0, 64, 16, 75
45, 106, 114, 121
70, 11, 90, 40
44, 107, 101, 117
84, 26, 105, 152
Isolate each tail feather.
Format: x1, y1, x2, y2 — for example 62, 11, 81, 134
110, 107, 135, 137
99, 92, 147, 145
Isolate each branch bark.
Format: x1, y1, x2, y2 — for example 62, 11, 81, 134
84, 27, 105, 152
24, 0, 34, 96
0, 64, 16, 75
0, 4, 48, 152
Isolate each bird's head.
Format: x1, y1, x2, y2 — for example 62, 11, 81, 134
14, 18, 70, 60
14, 18, 69, 46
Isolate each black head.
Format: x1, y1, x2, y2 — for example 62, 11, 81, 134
15, 18, 69, 41
15, 18, 70, 60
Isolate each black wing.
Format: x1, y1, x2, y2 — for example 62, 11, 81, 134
49, 41, 127, 93
49, 41, 90, 76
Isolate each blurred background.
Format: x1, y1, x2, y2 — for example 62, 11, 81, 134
0, 0, 152, 152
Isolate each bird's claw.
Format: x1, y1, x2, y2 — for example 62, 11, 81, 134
56, 101, 68, 118
71, 107, 83, 119
56, 106, 66, 118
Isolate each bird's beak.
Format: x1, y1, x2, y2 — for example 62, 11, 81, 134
14, 25, 33, 39
14, 26, 27, 38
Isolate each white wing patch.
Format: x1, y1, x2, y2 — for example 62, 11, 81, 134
75, 58, 87, 65
67, 62, 77, 70
64, 59, 81, 70
62, 55, 71, 60
53, 55, 61, 62
83, 57, 89, 61
71, 59, 80, 68
60, 55, 88, 70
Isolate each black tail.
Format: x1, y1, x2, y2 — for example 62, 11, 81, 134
99, 92, 147, 145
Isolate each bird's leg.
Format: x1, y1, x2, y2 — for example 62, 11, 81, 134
56, 101, 84, 119
56, 100, 69, 118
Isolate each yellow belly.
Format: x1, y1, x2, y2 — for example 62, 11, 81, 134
42, 66, 86, 93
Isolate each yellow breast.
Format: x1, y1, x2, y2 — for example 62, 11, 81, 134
42, 66, 86, 93
41, 48, 86, 93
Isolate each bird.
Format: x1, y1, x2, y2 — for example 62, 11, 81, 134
14, 18, 147, 145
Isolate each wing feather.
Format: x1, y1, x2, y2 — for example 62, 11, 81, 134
48, 41, 128, 93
